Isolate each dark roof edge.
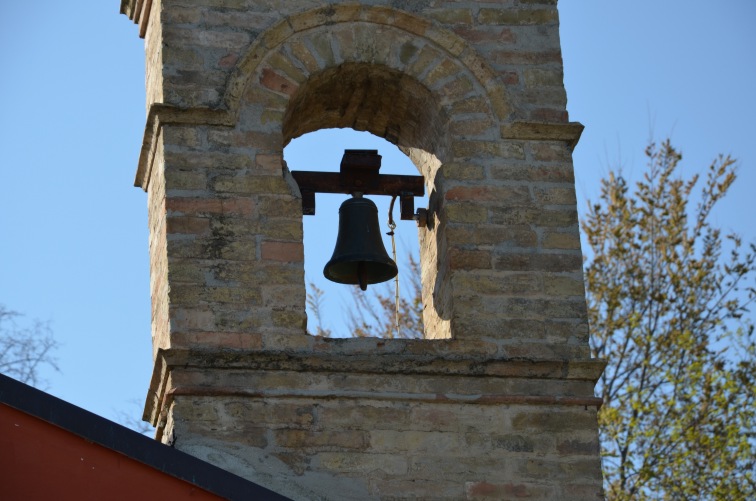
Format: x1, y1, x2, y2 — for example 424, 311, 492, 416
0, 373, 290, 501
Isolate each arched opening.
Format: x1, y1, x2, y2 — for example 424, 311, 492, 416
281, 63, 449, 339
283, 63, 448, 160
285, 129, 426, 338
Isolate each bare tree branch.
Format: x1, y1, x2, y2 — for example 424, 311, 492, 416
0, 305, 59, 389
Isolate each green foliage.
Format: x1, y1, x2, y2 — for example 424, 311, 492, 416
583, 140, 756, 499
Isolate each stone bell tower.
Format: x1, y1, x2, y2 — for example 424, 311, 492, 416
121, 1, 605, 499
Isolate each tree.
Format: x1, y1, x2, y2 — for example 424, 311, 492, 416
306, 281, 332, 337
583, 140, 756, 499
115, 398, 154, 436
306, 255, 423, 339
346, 254, 423, 339
0, 304, 59, 388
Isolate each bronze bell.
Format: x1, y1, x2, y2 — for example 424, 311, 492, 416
324, 195, 398, 291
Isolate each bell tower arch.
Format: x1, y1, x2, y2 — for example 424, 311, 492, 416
122, 1, 605, 499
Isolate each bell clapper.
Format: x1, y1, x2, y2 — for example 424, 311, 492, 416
313, 150, 420, 294
358, 261, 368, 291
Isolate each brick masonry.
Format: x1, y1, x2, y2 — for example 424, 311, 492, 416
121, 1, 605, 499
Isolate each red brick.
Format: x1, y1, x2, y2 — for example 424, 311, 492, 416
259, 68, 299, 96
220, 198, 255, 216
261, 241, 303, 262
166, 197, 255, 217
256, 154, 283, 172
530, 108, 569, 123
466, 482, 552, 499
488, 50, 562, 66
166, 197, 222, 215
453, 26, 516, 44
166, 216, 211, 235
172, 331, 263, 350
218, 52, 239, 69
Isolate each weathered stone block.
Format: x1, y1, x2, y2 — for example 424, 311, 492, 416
544, 274, 585, 296
478, 8, 558, 26
512, 408, 598, 433
448, 248, 492, 270
441, 162, 485, 181
490, 163, 575, 183
275, 430, 369, 450
445, 185, 531, 204
543, 230, 581, 250
211, 175, 292, 195
444, 203, 488, 224
466, 481, 556, 500
427, 8, 473, 26
314, 452, 408, 475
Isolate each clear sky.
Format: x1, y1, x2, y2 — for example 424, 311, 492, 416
1, 1, 754, 428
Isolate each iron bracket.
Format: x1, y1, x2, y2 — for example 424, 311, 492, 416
291, 150, 425, 221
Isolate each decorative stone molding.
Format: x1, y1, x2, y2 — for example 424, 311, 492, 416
134, 104, 233, 190
501, 121, 585, 150
145, 346, 605, 440
120, 0, 152, 39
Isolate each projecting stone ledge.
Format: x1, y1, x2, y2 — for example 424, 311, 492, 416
151, 343, 606, 379
500, 121, 585, 150
143, 343, 605, 438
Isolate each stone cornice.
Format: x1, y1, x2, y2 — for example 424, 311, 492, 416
144, 344, 606, 431
134, 104, 233, 190
153, 345, 606, 380
120, 0, 153, 39
500, 121, 584, 150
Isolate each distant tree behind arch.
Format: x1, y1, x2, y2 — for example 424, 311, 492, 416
583, 139, 756, 499
0, 304, 58, 388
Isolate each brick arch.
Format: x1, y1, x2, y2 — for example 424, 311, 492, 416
276, 61, 453, 340
217, 6, 525, 341
225, 7, 520, 340
222, 4, 513, 128
282, 63, 448, 162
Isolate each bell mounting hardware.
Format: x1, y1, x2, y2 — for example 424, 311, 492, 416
291, 150, 426, 290
290, 150, 425, 222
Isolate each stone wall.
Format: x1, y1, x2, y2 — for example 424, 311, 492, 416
154, 348, 603, 500
121, 0, 605, 499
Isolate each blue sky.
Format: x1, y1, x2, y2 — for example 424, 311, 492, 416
1, 1, 754, 427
